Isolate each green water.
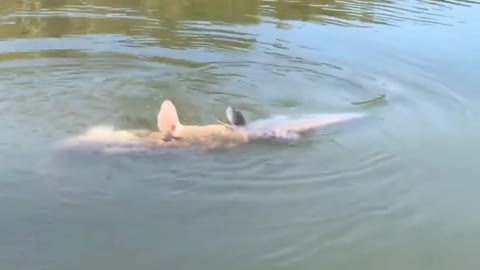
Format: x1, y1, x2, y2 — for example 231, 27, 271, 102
1, 0, 480, 269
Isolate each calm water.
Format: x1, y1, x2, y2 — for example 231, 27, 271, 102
1, 0, 480, 269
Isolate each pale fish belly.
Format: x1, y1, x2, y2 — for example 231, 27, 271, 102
244, 113, 365, 141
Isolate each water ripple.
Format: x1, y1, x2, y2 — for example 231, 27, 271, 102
258, 0, 478, 27
1, 0, 479, 269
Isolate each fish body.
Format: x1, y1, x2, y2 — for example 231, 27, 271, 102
56, 100, 365, 153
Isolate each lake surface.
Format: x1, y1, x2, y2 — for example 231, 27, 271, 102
1, 0, 480, 269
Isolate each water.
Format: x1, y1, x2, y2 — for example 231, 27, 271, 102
1, 0, 480, 269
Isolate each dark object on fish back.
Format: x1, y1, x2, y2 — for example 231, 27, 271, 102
226, 106, 246, 126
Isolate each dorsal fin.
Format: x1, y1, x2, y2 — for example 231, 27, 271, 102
226, 106, 246, 126
157, 100, 181, 134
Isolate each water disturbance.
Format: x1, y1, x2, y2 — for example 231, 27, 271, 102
1, 0, 480, 269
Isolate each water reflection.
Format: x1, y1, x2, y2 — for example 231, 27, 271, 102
1, 0, 479, 43
0, 0, 476, 67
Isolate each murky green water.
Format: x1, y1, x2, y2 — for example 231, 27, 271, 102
1, 0, 480, 269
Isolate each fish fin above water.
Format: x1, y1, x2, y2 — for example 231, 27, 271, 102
157, 100, 182, 134
226, 106, 246, 126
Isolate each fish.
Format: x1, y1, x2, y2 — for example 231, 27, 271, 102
55, 99, 365, 153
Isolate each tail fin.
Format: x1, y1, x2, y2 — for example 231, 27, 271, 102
157, 100, 181, 134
